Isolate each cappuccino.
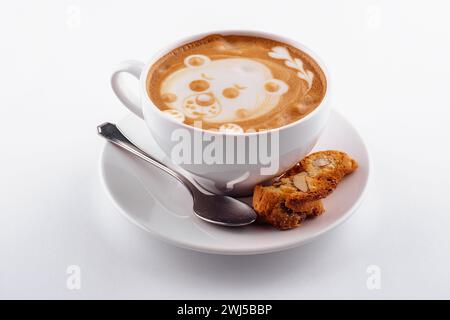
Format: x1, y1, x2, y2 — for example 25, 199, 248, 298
147, 34, 326, 133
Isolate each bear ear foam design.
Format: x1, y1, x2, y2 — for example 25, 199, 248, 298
184, 54, 211, 68
263, 79, 289, 95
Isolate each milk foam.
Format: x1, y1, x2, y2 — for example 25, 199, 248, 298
147, 34, 327, 131
160, 57, 288, 123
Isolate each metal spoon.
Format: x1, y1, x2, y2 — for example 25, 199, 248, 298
97, 122, 257, 226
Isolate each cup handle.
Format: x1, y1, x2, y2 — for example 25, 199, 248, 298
111, 60, 145, 119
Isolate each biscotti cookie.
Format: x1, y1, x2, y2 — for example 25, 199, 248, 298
252, 150, 358, 230
280, 150, 358, 205
253, 184, 324, 230
299, 150, 358, 181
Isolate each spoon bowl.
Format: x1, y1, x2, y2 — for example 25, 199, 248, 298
97, 122, 257, 227
192, 194, 256, 226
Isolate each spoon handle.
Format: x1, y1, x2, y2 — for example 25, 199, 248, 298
97, 122, 199, 197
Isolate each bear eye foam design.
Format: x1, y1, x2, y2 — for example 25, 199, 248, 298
222, 87, 240, 99
189, 79, 210, 92
264, 79, 289, 95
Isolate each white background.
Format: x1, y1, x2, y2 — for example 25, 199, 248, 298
1, 0, 449, 299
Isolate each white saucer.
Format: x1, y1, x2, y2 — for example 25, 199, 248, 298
99, 110, 370, 255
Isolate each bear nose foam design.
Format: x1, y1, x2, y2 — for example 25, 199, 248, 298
195, 93, 216, 106
189, 79, 210, 92
222, 87, 240, 99
183, 93, 221, 119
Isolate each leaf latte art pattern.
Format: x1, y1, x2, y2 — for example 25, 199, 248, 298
268, 46, 314, 90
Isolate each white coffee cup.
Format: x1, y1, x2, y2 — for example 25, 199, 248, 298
111, 30, 331, 196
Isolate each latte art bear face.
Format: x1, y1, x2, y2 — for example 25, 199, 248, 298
161, 55, 288, 123
147, 35, 327, 132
